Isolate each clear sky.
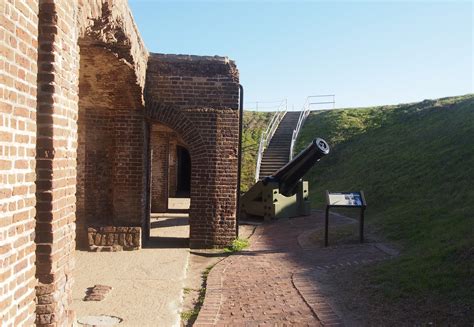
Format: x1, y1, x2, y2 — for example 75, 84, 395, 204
128, 0, 473, 110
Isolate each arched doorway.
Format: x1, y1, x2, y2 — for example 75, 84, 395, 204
176, 146, 191, 198
144, 100, 238, 249
147, 122, 190, 247
149, 122, 191, 213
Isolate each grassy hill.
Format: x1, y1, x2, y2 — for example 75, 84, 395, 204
296, 94, 474, 323
240, 111, 273, 192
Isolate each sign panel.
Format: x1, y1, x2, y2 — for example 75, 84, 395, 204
327, 192, 364, 207
325, 190, 367, 246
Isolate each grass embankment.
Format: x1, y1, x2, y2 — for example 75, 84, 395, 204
296, 94, 474, 322
241, 111, 273, 192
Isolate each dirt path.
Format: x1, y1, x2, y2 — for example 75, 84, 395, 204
194, 212, 397, 326
73, 214, 190, 327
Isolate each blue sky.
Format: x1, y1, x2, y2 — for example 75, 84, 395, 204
129, 0, 473, 110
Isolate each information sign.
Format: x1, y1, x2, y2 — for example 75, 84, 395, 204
327, 192, 363, 207
324, 190, 367, 247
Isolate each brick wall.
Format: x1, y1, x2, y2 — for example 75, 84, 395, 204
150, 123, 185, 213
33, 0, 148, 325
0, 1, 39, 325
2, 1, 240, 325
168, 138, 178, 198
35, 1, 80, 325
150, 128, 170, 213
145, 54, 240, 248
76, 44, 145, 247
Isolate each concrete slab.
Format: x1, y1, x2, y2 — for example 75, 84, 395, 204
168, 198, 190, 210
73, 214, 190, 327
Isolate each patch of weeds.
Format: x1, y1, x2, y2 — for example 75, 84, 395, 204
202, 264, 214, 278
182, 287, 194, 295
224, 238, 250, 253
180, 308, 199, 322
181, 265, 215, 326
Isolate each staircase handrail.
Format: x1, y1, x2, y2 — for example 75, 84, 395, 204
289, 96, 312, 160
289, 95, 335, 160
255, 99, 287, 182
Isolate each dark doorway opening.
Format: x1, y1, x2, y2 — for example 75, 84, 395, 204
176, 146, 191, 197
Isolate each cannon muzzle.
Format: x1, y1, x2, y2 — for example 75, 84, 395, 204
240, 137, 330, 220
263, 138, 330, 196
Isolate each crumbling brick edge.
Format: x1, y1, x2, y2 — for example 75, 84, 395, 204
87, 226, 141, 251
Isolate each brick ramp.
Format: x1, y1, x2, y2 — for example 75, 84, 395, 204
194, 213, 396, 326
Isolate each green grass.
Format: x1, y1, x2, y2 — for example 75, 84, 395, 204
180, 308, 199, 323
180, 265, 215, 325
182, 287, 193, 295
224, 238, 250, 253
241, 111, 273, 192
296, 94, 474, 318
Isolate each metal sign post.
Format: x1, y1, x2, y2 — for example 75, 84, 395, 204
325, 190, 367, 247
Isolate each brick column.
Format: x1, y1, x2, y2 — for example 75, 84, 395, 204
145, 54, 240, 248
35, 1, 79, 325
0, 1, 39, 325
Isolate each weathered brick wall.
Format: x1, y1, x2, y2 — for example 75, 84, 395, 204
145, 54, 240, 248
146, 54, 239, 109
150, 128, 170, 213
34, 0, 148, 325
87, 226, 141, 251
0, 1, 39, 325
76, 44, 146, 248
168, 138, 178, 198
2, 1, 241, 326
75, 0, 149, 249
149, 123, 185, 213
77, 0, 148, 91
35, 1, 80, 325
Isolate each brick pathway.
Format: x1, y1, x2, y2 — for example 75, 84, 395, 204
194, 212, 395, 326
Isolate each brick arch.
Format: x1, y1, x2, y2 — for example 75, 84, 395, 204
144, 102, 239, 249
145, 101, 218, 248
145, 101, 208, 164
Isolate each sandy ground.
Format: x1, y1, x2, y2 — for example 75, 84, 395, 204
73, 194, 257, 327
73, 213, 190, 327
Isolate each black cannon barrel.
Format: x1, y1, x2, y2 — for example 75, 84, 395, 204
263, 138, 330, 196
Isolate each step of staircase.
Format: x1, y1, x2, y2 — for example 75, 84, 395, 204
258, 111, 301, 179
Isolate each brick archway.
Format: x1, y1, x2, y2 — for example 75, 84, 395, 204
145, 101, 208, 165
146, 101, 226, 248
144, 54, 240, 249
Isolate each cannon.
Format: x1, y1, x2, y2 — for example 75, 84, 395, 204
240, 138, 330, 220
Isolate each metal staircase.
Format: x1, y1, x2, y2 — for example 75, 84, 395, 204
258, 112, 300, 179
255, 95, 335, 181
